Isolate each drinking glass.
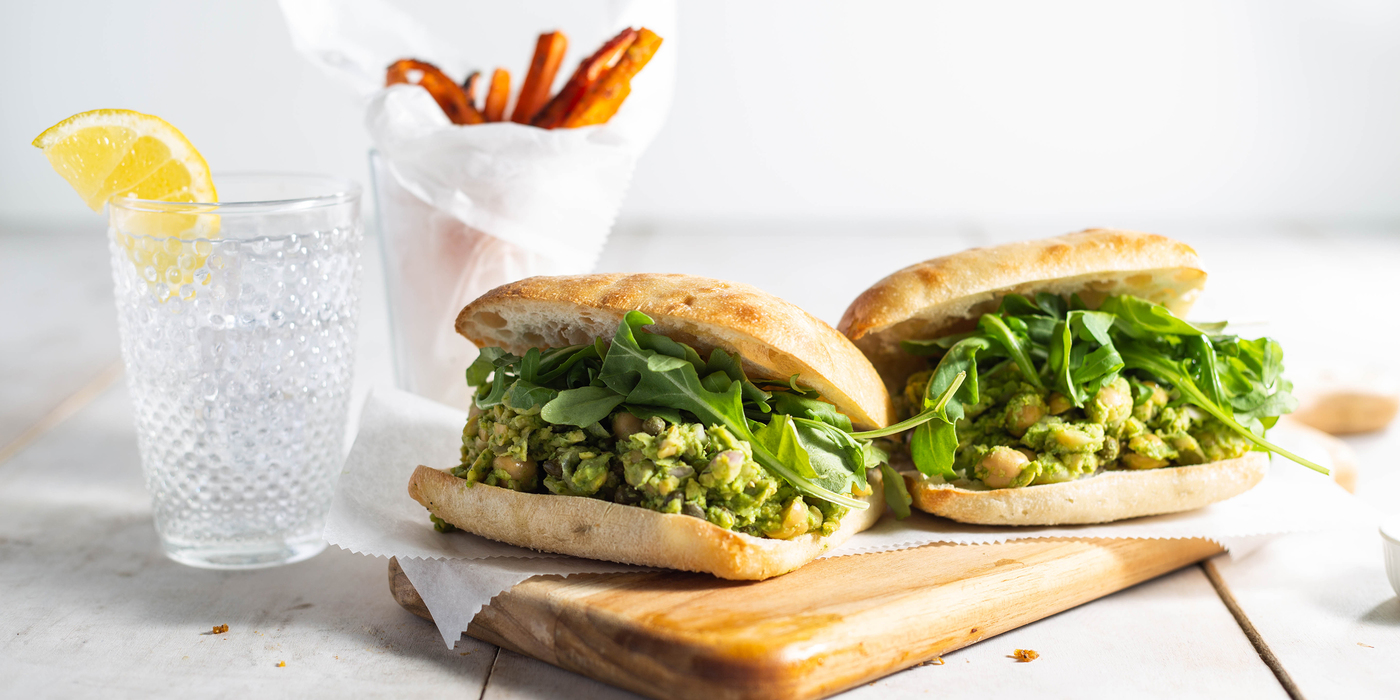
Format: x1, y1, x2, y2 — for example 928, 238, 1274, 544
107, 174, 362, 569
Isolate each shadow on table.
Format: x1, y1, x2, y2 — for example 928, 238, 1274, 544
1360, 598, 1400, 627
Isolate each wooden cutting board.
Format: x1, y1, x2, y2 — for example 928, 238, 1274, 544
389, 537, 1221, 700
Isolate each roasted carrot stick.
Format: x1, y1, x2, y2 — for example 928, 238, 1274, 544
510, 31, 568, 124
386, 59, 485, 125
462, 70, 482, 109
531, 28, 638, 129
563, 28, 662, 128
483, 68, 511, 122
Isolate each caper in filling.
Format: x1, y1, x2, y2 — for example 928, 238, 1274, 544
453, 400, 852, 538
902, 366, 1251, 489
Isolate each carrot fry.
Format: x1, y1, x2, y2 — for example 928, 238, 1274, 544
531, 28, 638, 129
461, 70, 482, 109
483, 68, 511, 122
386, 59, 485, 125
562, 28, 662, 128
510, 31, 568, 124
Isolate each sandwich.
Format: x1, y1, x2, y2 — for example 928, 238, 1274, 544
408, 273, 913, 580
838, 229, 1326, 526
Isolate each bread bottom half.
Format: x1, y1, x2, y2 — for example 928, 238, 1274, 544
408, 466, 885, 580
901, 451, 1268, 526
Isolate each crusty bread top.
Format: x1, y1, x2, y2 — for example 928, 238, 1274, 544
837, 229, 1207, 392
456, 273, 894, 429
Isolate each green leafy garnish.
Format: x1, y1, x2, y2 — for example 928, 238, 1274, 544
467, 310, 877, 510
906, 293, 1325, 476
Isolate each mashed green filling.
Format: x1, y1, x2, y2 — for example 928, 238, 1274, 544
451, 400, 851, 539
903, 365, 1251, 489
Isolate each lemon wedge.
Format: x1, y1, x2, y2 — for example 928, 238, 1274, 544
33, 109, 216, 211
34, 110, 219, 298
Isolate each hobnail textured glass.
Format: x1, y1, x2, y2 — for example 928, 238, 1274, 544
108, 175, 362, 569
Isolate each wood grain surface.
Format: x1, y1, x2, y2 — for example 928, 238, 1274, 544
390, 537, 1223, 700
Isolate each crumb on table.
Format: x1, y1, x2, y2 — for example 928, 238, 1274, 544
211, 625, 229, 635
1011, 649, 1039, 662
276, 661, 286, 667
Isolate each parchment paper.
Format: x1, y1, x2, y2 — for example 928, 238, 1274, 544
326, 388, 1370, 648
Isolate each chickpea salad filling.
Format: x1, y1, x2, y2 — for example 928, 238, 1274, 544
898, 293, 1327, 491
436, 311, 913, 540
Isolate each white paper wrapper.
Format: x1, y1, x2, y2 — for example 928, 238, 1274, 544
282, 0, 677, 408
327, 388, 1370, 648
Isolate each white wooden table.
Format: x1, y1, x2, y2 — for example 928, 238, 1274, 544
2, 219, 1397, 699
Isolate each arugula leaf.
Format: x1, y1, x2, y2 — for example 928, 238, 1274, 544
535, 344, 602, 385
503, 379, 557, 412
646, 354, 693, 373
1035, 292, 1068, 319
465, 347, 512, 387
1072, 344, 1124, 385
979, 314, 1044, 390
540, 385, 626, 427
909, 371, 967, 477
880, 462, 913, 519
1100, 295, 1207, 337
1069, 310, 1116, 345
999, 293, 1046, 317
792, 417, 870, 490
753, 414, 817, 479
704, 348, 772, 412
1185, 335, 1226, 406
519, 348, 541, 383
1118, 343, 1326, 474
770, 391, 853, 431
1048, 320, 1085, 406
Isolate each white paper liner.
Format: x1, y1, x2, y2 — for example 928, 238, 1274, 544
281, 0, 677, 409
327, 388, 1369, 647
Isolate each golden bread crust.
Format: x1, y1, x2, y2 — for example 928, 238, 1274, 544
456, 273, 894, 429
408, 466, 885, 580
837, 229, 1206, 392
902, 452, 1268, 526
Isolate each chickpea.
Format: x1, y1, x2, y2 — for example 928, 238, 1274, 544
463, 414, 481, 439
766, 497, 812, 540
1120, 452, 1167, 470
1051, 423, 1100, 450
612, 412, 643, 440
468, 402, 483, 419
1088, 377, 1133, 425
1047, 393, 1073, 415
493, 455, 537, 484
979, 447, 1029, 489
1128, 433, 1174, 460
1005, 394, 1047, 437
642, 416, 666, 435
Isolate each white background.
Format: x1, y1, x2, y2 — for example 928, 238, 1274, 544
2, 0, 1399, 227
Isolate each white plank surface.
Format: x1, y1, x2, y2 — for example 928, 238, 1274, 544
0, 221, 121, 450
1209, 528, 1400, 699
